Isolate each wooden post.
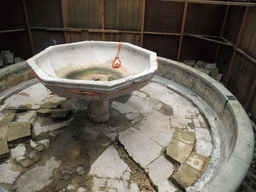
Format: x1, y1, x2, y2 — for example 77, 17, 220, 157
101, 0, 105, 41
225, 6, 250, 87
177, 2, 188, 62
61, 0, 68, 43
140, 0, 146, 47
22, 0, 34, 56
214, 5, 230, 62
246, 81, 256, 112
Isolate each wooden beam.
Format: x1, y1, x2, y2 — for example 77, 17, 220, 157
214, 5, 230, 62
225, 6, 251, 87
22, 0, 34, 56
143, 31, 180, 36
177, 2, 188, 62
185, 33, 234, 47
140, 0, 146, 47
0, 29, 26, 34
161, 0, 256, 6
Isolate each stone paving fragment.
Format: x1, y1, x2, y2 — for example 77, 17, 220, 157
146, 156, 178, 192
0, 161, 22, 184
16, 111, 37, 123
195, 139, 212, 157
89, 145, 129, 178
10, 143, 26, 158
7, 122, 31, 142
170, 164, 203, 189
195, 128, 212, 142
0, 139, 9, 158
0, 113, 16, 127
166, 139, 194, 164
187, 151, 210, 172
172, 130, 196, 145
2, 83, 53, 110
14, 157, 61, 192
32, 116, 71, 136
37, 139, 50, 149
134, 111, 175, 147
0, 127, 8, 140
91, 177, 140, 192
169, 116, 191, 129
51, 109, 70, 119
119, 127, 162, 168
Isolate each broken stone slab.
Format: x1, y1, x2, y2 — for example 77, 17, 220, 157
16, 111, 37, 123
166, 139, 194, 164
51, 109, 71, 119
14, 57, 23, 63
0, 139, 9, 159
10, 143, 26, 159
187, 151, 210, 172
119, 127, 163, 168
170, 164, 203, 189
8, 122, 31, 142
169, 116, 190, 129
0, 113, 16, 127
0, 126, 8, 140
146, 156, 178, 191
89, 145, 129, 178
172, 130, 196, 145
40, 102, 60, 109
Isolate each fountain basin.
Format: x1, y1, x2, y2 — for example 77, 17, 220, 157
27, 41, 158, 102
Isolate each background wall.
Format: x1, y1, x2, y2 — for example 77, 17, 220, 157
1, 0, 256, 121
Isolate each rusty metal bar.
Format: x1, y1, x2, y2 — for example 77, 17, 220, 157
177, 2, 188, 61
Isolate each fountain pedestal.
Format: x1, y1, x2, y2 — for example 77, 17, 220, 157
87, 100, 113, 122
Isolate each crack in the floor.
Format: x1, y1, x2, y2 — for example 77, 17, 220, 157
114, 138, 158, 192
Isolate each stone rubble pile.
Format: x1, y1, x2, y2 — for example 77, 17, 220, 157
183, 60, 222, 82
0, 50, 23, 68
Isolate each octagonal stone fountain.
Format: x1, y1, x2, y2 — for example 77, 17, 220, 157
27, 41, 158, 122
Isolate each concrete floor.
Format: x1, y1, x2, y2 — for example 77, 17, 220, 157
0, 80, 213, 192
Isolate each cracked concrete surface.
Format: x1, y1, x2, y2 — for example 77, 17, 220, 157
0, 81, 213, 191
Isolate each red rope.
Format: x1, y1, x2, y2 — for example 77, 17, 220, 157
111, 42, 122, 68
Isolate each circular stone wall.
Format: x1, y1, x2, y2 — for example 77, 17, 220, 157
0, 58, 254, 192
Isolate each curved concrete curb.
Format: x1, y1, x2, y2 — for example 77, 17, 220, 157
157, 57, 254, 192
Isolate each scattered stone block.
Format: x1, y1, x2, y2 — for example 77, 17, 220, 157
187, 151, 210, 172
16, 111, 37, 123
0, 139, 9, 159
16, 156, 26, 162
10, 143, 26, 158
51, 109, 70, 119
28, 151, 37, 159
0, 59, 3, 67
19, 159, 32, 168
170, 164, 203, 189
166, 139, 194, 164
14, 57, 23, 63
35, 145, 45, 152
172, 130, 196, 145
30, 139, 38, 148
4, 52, 14, 64
37, 139, 50, 149
8, 122, 31, 142
40, 102, 60, 109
